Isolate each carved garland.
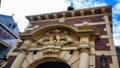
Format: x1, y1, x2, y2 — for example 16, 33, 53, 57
36, 29, 78, 56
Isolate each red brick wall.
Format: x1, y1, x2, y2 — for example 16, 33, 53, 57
95, 38, 110, 51
30, 16, 104, 28
91, 24, 107, 35
30, 20, 58, 28
91, 24, 110, 51
66, 16, 104, 24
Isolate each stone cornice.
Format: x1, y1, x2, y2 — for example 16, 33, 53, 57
26, 6, 111, 23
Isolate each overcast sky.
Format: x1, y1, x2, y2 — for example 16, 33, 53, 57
0, 0, 120, 45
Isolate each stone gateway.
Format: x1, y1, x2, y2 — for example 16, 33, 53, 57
1, 6, 119, 68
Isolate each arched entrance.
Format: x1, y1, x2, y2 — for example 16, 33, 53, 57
36, 61, 71, 68
27, 57, 71, 68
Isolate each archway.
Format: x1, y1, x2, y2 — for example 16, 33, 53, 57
36, 61, 71, 68
27, 57, 71, 68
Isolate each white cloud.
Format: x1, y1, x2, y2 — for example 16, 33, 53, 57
114, 38, 120, 46
115, 0, 120, 2
69, 0, 107, 9
113, 23, 120, 33
113, 20, 120, 45
113, 2, 120, 14
113, 33, 120, 38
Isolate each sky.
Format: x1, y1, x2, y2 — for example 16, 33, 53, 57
0, 0, 120, 46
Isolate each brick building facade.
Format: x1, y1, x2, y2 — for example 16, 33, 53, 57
1, 6, 119, 68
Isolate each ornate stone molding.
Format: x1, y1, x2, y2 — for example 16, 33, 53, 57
37, 29, 78, 47
79, 47, 90, 54
34, 29, 79, 57
43, 49, 60, 57
20, 45, 30, 54
26, 6, 111, 22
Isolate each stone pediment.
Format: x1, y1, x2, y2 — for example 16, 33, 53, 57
20, 23, 79, 41
20, 22, 100, 41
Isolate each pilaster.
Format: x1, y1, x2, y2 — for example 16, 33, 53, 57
78, 34, 90, 68
11, 47, 29, 68
78, 48, 89, 68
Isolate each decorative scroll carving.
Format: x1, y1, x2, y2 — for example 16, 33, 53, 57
36, 29, 78, 56
43, 50, 60, 57
37, 29, 78, 46
20, 45, 30, 53
38, 29, 76, 57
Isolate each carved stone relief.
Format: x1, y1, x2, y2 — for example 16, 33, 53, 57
37, 29, 78, 47
36, 29, 79, 56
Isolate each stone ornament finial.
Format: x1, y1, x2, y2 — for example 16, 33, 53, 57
82, 22, 90, 27
59, 18, 65, 22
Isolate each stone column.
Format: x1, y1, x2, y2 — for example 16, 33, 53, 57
11, 42, 30, 68
11, 51, 28, 68
78, 35, 89, 68
79, 49, 89, 68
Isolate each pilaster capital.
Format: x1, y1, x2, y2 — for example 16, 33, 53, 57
78, 41, 89, 48
23, 40, 32, 45
78, 47, 90, 54
78, 43, 90, 53
20, 45, 30, 54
